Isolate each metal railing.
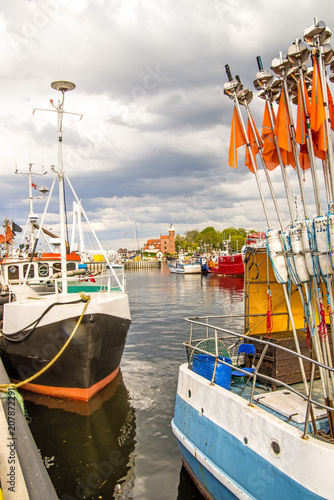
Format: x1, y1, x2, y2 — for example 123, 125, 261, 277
185, 314, 334, 440
8, 270, 127, 301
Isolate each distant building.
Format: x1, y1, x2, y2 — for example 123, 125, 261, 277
118, 248, 129, 258
144, 223, 175, 255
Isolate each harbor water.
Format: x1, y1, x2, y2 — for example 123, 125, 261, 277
23, 263, 244, 500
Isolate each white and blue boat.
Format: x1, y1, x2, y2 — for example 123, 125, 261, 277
172, 18, 334, 500
168, 256, 202, 274
172, 244, 334, 500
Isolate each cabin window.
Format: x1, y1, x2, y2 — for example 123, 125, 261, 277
38, 263, 49, 277
67, 262, 76, 271
8, 265, 19, 280
52, 263, 61, 274
23, 264, 35, 278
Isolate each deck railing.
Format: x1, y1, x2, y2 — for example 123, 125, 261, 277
185, 314, 334, 440
9, 269, 127, 301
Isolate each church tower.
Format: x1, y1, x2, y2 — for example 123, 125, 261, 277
169, 222, 175, 254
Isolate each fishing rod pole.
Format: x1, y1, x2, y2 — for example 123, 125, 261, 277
301, 23, 334, 402
305, 18, 334, 200
224, 65, 272, 229
256, 53, 333, 402
288, 40, 323, 215
230, 75, 285, 231
255, 57, 296, 223
224, 65, 310, 395
271, 52, 310, 220
286, 39, 334, 363
284, 36, 334, 404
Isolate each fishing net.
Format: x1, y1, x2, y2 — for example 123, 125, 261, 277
186, 337, 242, 366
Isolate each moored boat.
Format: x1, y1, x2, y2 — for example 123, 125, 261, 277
172, 17, 334, 499
208, 252, 244, 276
168, 256, 202, 274
172, 244, 334, 500
0, 81, 131, 401
208, 233, 265, 277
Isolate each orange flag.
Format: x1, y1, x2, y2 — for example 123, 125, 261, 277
228, 106, 246, 168
5, 225, 12, 244
274, 91, 295, 168
261, 102, 279, 171
296, 79, 311, 145
311, 57, 327, 159
327, 83, 334, 131
311, 58, 326, 132
295, 79, 311, 171
245, 116, 262, 173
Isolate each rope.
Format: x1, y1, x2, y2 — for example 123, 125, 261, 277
266, 287, 273, 338
319, 300, 329, 342
1, 297, 84, 343
0, 293, 91, 394
305, 325, 311, 349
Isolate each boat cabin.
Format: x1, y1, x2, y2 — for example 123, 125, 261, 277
0, 252, 82, 299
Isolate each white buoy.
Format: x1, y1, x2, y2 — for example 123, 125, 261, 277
289, 223, 310, 283
301, 220, 317, 276
313, 215, 332, 277
266, 229, 288, 283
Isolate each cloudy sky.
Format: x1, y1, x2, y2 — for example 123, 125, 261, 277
0, 1, 333, 251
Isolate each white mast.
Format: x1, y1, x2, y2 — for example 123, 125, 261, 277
50, 81, 76, 293
15, 163, 49, 251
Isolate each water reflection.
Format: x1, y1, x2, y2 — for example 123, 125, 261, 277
23, 372, 136, 500
207, 274, 244, 295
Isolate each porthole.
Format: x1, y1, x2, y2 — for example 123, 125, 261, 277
38, 264, 49, 277
188, 389, 191, 398
270, 440, 281, 456
244, 437, 248, 445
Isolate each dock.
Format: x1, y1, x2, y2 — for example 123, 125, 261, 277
0, 360, 58, 500
124, 260, 161, 269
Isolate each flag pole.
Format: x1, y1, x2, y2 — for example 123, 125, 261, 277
224, 65, 272, 229
304, 18, 334, 201
287, 40, 323, 216
235, 78, 285, 231
283, 40, 334, 400
255, 57, 295, 223
224, 65, 310, 395
271, 52, 309, 220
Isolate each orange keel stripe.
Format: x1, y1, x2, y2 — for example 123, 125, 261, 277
11, 366, 120, 401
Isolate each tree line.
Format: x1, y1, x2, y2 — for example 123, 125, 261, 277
175, 226, 258, 253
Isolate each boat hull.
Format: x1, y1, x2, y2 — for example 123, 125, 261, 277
168, 264, 202, 274
209, 254, 244, 277
172, 364, 332, 500
0, 293, 131, 400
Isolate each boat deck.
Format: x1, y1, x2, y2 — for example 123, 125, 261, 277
230, 377, 330, 435
185, 320, 334, 442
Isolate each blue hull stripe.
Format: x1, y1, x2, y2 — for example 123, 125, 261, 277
177, 438, 243, 500
173, 394, 326, 500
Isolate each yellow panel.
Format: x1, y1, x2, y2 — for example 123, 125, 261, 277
244, 249, 309, 336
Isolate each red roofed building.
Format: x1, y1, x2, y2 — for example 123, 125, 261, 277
144, 223, 175, 255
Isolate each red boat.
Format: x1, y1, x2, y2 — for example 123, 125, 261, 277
208, 253, 244, 276
208, 232, 265, 276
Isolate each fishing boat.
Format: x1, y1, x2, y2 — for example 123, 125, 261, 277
172, 18, 334, 499
208, 252, 244, 276
208, 233, 265, 276
168, 256, 202, 274
0, 81, 131, 401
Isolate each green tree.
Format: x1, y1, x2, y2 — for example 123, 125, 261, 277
196, 227, 221, 251
221, 227, 248, 252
